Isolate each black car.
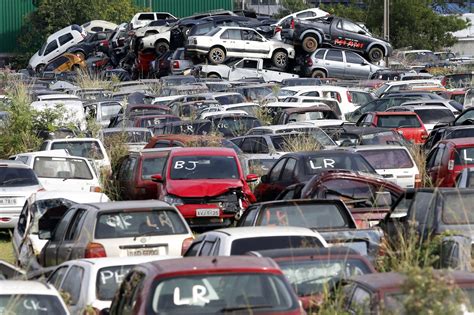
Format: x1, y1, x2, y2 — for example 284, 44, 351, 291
321, 125, 411, 147
67, 31, 110, 59
253, 150, 376, 202
423, 125, 474, 153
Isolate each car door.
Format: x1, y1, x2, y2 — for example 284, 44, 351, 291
335, 19, 370, 53
228, 59, 262, 81
344, 51, 371, 79
58, 32, 75, 54
42, 39, 60, 62
242, 30, 270, 58
58, 265, 85, 313
426, 145, 444, 185
40, 208, 77, 267
323, 49, 345, 78
255, 158, 287, 202
56, 208, 88, 265
219, 29, 245, 57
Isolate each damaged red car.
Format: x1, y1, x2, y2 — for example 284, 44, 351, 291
152, 147, 257, 229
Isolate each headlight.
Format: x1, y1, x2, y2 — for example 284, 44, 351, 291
164, 195, 183, 206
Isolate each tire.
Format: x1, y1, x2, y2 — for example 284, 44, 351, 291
311, 69, 326, 78
207, 73, 221, 79
302, 35, 318, 53
272, 50, 289, 69
154, 40, 169, 55
35, 64, 45, 74
368, 47, 384, 63
208, 47, 226, 64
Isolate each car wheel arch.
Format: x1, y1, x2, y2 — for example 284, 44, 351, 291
299, 30, 322, 44
366, 43, 387, 57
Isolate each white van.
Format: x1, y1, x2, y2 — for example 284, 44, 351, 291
130, 12, 176, 29
29, 25, 87, 73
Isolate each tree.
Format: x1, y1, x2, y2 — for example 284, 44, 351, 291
275, 0, 310, 18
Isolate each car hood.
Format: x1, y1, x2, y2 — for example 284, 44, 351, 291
167, 179, 244, 198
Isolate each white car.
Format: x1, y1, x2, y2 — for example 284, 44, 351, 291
31, 97, 87, 131
345, 145, 420, 189
14, 150, 102, 193
184, 226, 328, 256
0, 160, 43, 229
12, 191, 109, 270
47, 256, 176, 314
39, 138, 111, 174
0, 280, 69, 315
81, 20, 117, 33
186, 26, 295, 69
140, 29, 172, 54
130, 11, 176, 29
28, 24, 87, 73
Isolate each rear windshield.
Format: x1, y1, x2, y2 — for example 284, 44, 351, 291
231, 236, 324, 255
248, 159, 277, 176
0, 167, 39, 187
454, 148, 474, 166
214, 94, 245, 105
446, 128, 474, 140
170, 156, 239, 180
305, 154, 374, 175
442, 192, 474, 225
358, 149, 414, 169
376, 115, 421, 128
0, 294, 66, 314
96, 265, 134, 300
415, 109, 453, 124
101, 103, 122, 121
33, 157, 93, 179
141, 156, 168, 179
95, 209, 188, 239
212, 117, 261, 137
103, 131, 151, 143
256, 203, 348, 229
51, 141, 104, 159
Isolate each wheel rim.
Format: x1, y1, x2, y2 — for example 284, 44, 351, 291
275, 52, 287, 67
371, 49, 382, 60
305, 38, 316, 51
313, 71, 324, 78
157, 43, 168, 54
211, 49, 224, 62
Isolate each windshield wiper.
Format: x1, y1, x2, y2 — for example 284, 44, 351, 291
219, 305, 272, 313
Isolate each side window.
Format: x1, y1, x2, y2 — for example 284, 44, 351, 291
48, 266, 69, 289
52, 209, 77, 241
269, 158, 286, 182
301, 91, 320, 97
221, 29, 241, 40
211, 239, 221, 256
255, 137, 269, 154
434, 144, 445, 166
426, 148, 438, 168
349, 286, 371, 313
314, 49, 326, 60
121, 271, 146, 315
58, 33, 74, 46
17, 202, 29, 236
346, 51, 365, 64
325, 50, 343, 62
240, 208, 258, 226
44, 40, 59, 55
200, 240, 216, 256
184, 241, 202, 256
60, 266, 84, 305
64, 209, 87, 241
240, 138, 256, 153
281, 158, 296, 180
242, 59, 258, 69
124, 157, 137, 180
39, 141, 49, 151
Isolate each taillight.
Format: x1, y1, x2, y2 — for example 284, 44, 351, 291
336, 92, 342, 103
85, 242, 106, 258
448, 159, 455, 171
173, 61, 180, 68
290, 18, 295, 29
346, 91, 352, 103
181, 237, 194, 255
415, 174, 422, 188
441, 77, 447, 87
90, 186, 102, 192
306, 57, 313, 66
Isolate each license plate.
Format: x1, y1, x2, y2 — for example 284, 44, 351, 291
0, 198, 16, 205
127, 248, 160, 256
196, 208, 220, 217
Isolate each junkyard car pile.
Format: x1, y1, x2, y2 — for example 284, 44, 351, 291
2, 7, 474, 315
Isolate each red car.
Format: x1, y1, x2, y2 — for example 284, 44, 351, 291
152, 147, 257, 229
426, 138, 474, 187
356, 111, 428, 144
108, 256, 304, 315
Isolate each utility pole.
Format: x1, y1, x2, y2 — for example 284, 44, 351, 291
384, 0, 390, 66
149, 0, 152, 10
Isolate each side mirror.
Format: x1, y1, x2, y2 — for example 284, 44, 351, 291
38, 230, 52, 240
151, 174, 163, 183
246, 174, 259, 183
260, 174, 268, 183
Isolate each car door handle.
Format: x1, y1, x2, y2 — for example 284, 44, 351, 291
246, 42, 250, 44
347, 65, 351, 67
325, 63, 330, 65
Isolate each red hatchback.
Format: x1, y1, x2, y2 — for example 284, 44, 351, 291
426, 138, 474, 187
153, 147, 257, 229
109, 256, 303, 315
357, 111, 428, 144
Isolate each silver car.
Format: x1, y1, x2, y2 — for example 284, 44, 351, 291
304, 48, 383, 79
170, 48, 194, 75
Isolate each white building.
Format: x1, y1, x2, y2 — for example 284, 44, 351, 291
450, 13, 474, 57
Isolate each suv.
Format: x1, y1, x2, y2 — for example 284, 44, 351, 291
303, 48, 383, 79
152, 147, 257, 229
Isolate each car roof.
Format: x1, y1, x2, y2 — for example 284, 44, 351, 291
253, 247, 361, 259
102, 127, 150, 133
0, 160, 32, 168
30, 191, 109, 203
397, 105, 452, 111
45, 137, 102, 143
63, 255, 178, 269
373, 111, 418, 116
0, 280, 57, 295
169, 147, 237, 156
344, 145, 409, 151
439, 138, 474, 146
15, 149, 70, 158
281, 150, 361, 158
211, 226, 323, 238
140, 256, 281, 276
283, 105, 332, 114
78, 200, 173, 211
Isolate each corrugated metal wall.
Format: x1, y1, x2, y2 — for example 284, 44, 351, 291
0, 0, 35, 54
134, 0, 234, 18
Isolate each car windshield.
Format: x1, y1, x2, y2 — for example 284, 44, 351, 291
415, 109, 453, 124
50, 141, 104, 159
279, 90, 298, 98
305, 154, 374, 175
288, 111, 334, 122
150, 273, 297, 314
279, 258, 372, 296
212, 117, 261, 137
0, 167, 39, 187
96, 265, 134, 300
255, 203, 348, 229
215, 94, 245, 105
454, 148, 474, 166
358, 149, 414, 169
376, 115, 421, 128
231, 236, 324, 255
141, 156, 168, 179
0, 294, 66, 314
446, 128, 474, 140
170, 156, 239, 180
442, 192, 474, 225
33, 157, 93, 179
275, 128, 335, 146
169, 122, 212, 135
101, 103, 122, 122
358, 131, 406, 145
103, 131, 151, 143
95, 209, 188, 239
39, 42, 47, 56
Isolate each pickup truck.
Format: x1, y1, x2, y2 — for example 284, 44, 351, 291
282, 15, 392, 63
192, 58, 299, 82
379, 188, 474, 271
237, 199, 384, 262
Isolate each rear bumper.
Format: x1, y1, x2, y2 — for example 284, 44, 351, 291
176, 204, 236, 228
0, 209, 20, 229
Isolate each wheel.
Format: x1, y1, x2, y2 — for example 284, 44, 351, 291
71, 64, 81, 72
74, 51, 86, 60
35, 64, 45, 74
207, 73, 221, 79
272, 50, 289, 69
208, 47, 226, 64
154, 40, 169, 55
311, 69, 326, 78
368, 47, 383, 63
302, 35, 318, 53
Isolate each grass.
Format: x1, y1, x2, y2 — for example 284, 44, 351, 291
0, 230, 14, 265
